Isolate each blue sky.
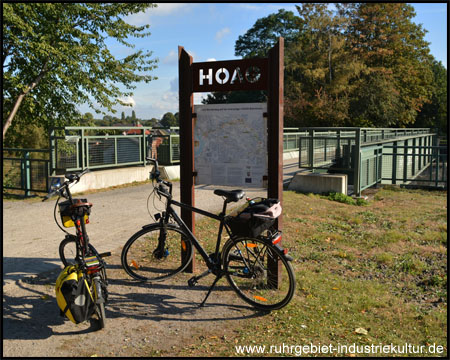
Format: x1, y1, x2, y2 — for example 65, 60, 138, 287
80, 2, 447, 120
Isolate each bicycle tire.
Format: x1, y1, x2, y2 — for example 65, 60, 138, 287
93, 277, 106, 329
121, 223, 193, 282
222, 237, 296, 311
59, 237, 96, 267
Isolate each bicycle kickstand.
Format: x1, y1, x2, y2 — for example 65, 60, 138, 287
199, 274, 222, 308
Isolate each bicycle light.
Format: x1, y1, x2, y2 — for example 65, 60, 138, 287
272, 233, 282, 245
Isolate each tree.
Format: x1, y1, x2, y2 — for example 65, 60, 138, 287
235, 9, 300, 59
414, 60, 447, 135
204, 9, 299, 105
3, 3, 158, 141
160, 112, 178, 128
285, 4, 360, 127
338, 3, 433, 127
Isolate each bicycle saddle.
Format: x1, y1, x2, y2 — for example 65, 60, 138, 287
213, 189, 245, 203
71, 199, 93, 208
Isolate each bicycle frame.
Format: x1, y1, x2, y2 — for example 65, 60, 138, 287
162, 195, 232, 271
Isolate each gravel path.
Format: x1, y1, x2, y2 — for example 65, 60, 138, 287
3, 159, 299, 357
3, 181, 268, 357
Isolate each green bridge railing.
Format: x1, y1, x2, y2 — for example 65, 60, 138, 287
3, 126, 446, 196
295, 127, 446, 195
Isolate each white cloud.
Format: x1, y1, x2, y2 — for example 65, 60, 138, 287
119, 96, 136, 107
125, 4, 198, 26
170, 78, 178, 92
215, 27, 231, 43
152, 3, 196, 16
163, 50, 178, 65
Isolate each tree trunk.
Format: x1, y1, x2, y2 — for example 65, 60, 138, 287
2, 60, 49, 140
3, 93, 26, 140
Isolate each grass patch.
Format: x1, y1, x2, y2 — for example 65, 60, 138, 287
167, 187, 447, 357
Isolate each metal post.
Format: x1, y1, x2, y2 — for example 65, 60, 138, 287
49, 128, 56, 176
308, 129, 314, 170
337, 130, 341, 163
114, 137, 118, 165
435, 146, 439, 188
403, 140, 408, 183
267, 37, 284, 288
392, 141, 397, 184
80, 128, 85, 170
179, 46, 195, 272
354, 128, 361, 196
24, 151, 31, 197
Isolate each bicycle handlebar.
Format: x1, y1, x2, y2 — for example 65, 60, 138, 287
42, 168, 90, 201
147, 157, 172, 197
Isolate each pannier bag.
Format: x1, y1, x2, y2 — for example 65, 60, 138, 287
59, 199, 90, 228
226, 198, 282, 238
55, 265, 95, 324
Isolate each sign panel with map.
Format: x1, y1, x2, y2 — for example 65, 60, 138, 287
194, 103, 267, 187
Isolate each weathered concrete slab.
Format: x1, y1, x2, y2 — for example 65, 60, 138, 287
288, 171, 348, 195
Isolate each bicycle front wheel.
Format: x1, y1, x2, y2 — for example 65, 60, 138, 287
93, 277, 106, 329
121, 224, 193, 282
222, 237, 296, 311
59, 237, 96, 267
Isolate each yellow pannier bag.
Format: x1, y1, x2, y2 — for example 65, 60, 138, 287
55, 265, 95, 324
58, 199, 90, 228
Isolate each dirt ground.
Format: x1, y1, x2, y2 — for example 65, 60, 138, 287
3, 182, 268, 357
3, 249, 269, 357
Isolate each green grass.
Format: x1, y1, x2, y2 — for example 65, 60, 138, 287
178, 186, 447, 357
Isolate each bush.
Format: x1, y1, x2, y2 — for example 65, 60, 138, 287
325, 192, 368, 206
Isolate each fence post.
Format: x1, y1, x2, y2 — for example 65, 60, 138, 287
354, 128, 361, 196
308, 129, 314, 170
49, 128, 56, 176
435, 147, 439, 188
403, 140, 408, 183
80, 128, 85, 170
24, 151, 31, 197
392, 141, 397, 185
337, 130, 341, 162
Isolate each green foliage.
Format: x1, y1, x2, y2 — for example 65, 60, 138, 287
160, 112, 178, 128
3, 3, 158, 142
414, 60, 448, 136
227, 3, 439, 131
326, 192, 369, 206
235, 9, 300, 59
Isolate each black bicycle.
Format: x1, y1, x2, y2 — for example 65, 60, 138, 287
121, 158, 296, 311
44, 169, 110, 328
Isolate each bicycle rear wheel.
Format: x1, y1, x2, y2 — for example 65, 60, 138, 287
222, 237, 296, 311
121, 224, 193, 282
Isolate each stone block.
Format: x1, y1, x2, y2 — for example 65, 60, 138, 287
288, 171, 347, 195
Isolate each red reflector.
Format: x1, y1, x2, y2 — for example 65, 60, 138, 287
272, 235, 282, 245
283, 248, 289, 255
85, 218, 90, 224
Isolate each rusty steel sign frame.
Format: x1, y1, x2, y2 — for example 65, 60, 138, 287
178, 38, 284, 277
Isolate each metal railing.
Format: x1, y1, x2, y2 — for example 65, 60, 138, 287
295, 127, 439, 195
50, 126, 154, 173
382, 144, 447, 188
156, 134, 180, 165
3, 148, 50, 195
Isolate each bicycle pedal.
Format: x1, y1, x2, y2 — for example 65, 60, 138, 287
188, 276, 198, 287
